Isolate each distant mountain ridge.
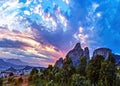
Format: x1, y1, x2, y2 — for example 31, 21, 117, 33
0, 58, 45, 71
0, 59, 25, 70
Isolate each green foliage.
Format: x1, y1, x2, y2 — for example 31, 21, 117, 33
99, 61, 116, 86
30, 67, 39, 75
107, 53, 115, 64
71, 74, 87, 86
86, 55, 104, 85
29, 68, 39, 83
62, 56, 75, 83
28, 54, 118, 86
77, 56, 87, 76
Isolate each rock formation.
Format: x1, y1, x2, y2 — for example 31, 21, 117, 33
114, 54, 120, 65
55, 43, 120, 68
55, 42, 90, 68
93, 48, 112, 59
54, 58, 63, 68
66, 43, 84, 66
84, 47, 90, 62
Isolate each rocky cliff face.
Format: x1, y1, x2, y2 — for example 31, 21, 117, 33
93, 48, 112, 59
84, 47, 90, 62
54, 58, 63, 68
66, 43, 84, 66
55, 43, 90, 67
93, 48, 120, 65
55, 43, 120, 68
114, 54, 120, 65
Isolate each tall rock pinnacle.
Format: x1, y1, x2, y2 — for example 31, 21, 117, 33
66, 42, 84, 66
54, 42, 90, 68
74, 42, 82, 50
84, 47, 90, 62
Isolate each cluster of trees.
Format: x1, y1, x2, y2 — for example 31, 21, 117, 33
29, 53, 120, 86
1, 72, 23, 86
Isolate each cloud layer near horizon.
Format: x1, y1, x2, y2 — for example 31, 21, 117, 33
0, 0, 120, 66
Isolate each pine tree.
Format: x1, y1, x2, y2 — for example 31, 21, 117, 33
77, 56, 87, 76
86, 55, 104, 85
62, 56, 75, 84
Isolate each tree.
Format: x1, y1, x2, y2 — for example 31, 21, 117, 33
30, 68, 38, 75
72, 74, 87, 86
99, 61, 116, 86
29, 68, 39, 83
62, 56, 75, 84
77, 56, 87, 76
41, 65, 54, 81
86, 55, 104, 85
99, 61, 109, 86
107, 53, 116, 86
107, 53, 115, 64
48, 65, 53, 71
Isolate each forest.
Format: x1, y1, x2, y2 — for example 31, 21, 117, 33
28, 53, 120, 86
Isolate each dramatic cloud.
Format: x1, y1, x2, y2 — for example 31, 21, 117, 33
0, 0, 120, 66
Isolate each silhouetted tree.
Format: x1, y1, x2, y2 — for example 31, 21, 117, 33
77, 56, 87, 76
72, 74, 87, 86
29, 68, 39, 83
62, 56, 75, 84
107, 53, 115, 64
30, 68, 38, 75
86, 55, 104, 85
99, 61, 116, 86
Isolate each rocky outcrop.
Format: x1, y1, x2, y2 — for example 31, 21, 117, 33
67, 43, 89, 66
54, 43, 120, 68
93, 48, 120, 65
114, 54, 120, 65
54, 58, 63, 68
93, 48, 112, 59
84, 47, 90, 62
66, 43, 87, 66
55, 43, 90, 68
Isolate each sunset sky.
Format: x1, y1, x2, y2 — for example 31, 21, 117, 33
0, 0, 120, 67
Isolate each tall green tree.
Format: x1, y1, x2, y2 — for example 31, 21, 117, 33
62, 56, 75, 84
30, 67, 39, 75
29, 68, 39, 83
99, 61, 116, 86
77, 56, 87, 76
107, 53, 115, 64
86, 55, 104, 85
72, 74, 87, 86
105, 53, 116, 86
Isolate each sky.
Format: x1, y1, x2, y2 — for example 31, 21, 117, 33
0, 0, 120, 67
